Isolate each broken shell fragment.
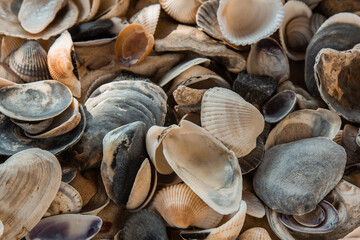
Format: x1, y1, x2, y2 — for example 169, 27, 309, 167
25, 214, 102, 240
262, 90, 297, 123
129, 4, 161, 35
115, 24, 154, 67
160, 0, 204, 24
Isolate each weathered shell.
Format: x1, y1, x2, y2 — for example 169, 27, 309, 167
305, 12, 360, 97
279, 1, 313, 61
115, 24, 154, 67
97, 0, 130, 20
318, 0, 360, 18
201, 87, 265, 158
160, 0, 204, 24
247, 38, 290, 84
121, 209, 168, 240
73, 0, 91, 22
217, 0, 284, 45
181, 200, 247, 240
238, 136, 265, 175
311, 13, 326, 34
0, 63, 23, 84
7, 40, 51, 82
314, 46, 360, 123
0, 80, 72, 121
262, 90, 297, 123
242, 191, 265, 218
0, 148, 62, 240
0, 36, 24, 62
154, 183, 223, 229
11, 117, 54, 135
18, 0, 67, 34
25, 214, 102, 240
265, 108, 341, 150
129, 4, 161, 36
173, 85, 205, 106
160, 120, 243, 214
238, 227, 272, 240
254, 137, 346, 215
48, 30, 81, 98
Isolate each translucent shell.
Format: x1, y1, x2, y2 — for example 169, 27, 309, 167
115, 24, 154, 67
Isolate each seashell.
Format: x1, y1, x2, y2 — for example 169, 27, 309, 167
129, 4, 161, 36
11, 117, 54, 135
25, 214, 102, 240
238, 136, 264, 175
0, 220, 3, 239
97, 0, 130, 20
25, 98, 81, 139
279, 1, 313, 61
0, 104, 86, 156
238, 227, 272, 240
73, 77, 167, 169
0, 80, 72, 121
247, 38, 290, 84
181, 200, 247, 239
48, 30, 81, 98
0, 148, 62, 240
343, 164, 360, 188
311, 13, 326, 34
0, 36, 24, 62
262, 90, 297, 123
173, 85, 205, 106
242, 191, 265, 218
7, 40, 51, 82
18, 0, 67, 34
342, 124, 360, 166
344, 226, 360, 239
297, 0, 322, 9
0, 63, 23, 84
0, 1, 21, 23
62, 167, 77, 183
69, 170, 98, 207
115, 24, 154, 67
121, 209, 168, 240
232, 72, 277, 108
73, 0, 91, 22
254, 137, 346, 215
201, 87, 265, 158
160, 0, 204, 24
160, 120, 243, 214
154, 183, 223, 229
45, 181, 83, 217
196, 0, 223, 41
314, 46, 360, 123
305, 12, 360, 97
217, 0, 284, 46
265, 108, 341, 150
318, 0, 360, 18
333, 129, 343, 145
181, 112, 201, 126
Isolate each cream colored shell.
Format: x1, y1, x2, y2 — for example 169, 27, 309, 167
160, 0, 205, 24
238, 227, 272, 240
129, 4, 161, 35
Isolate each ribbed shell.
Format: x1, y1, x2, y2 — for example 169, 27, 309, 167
160, 0, 204, 24
238, 227, 272, 240
154, 183, 223, 229
201, 87, 265, 158
196, 0, 223, 41
129, 4, 161, 35
242, 191, 265, 218
8, 40, 51, 82
0, 148, 62, 240
1, 36, 24, 62
238, 137, 264, 174
311, 13, 326, 34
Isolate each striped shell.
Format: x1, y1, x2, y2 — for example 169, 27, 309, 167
160, 0, 205, 24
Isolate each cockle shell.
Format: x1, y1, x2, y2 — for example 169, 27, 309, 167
0, 36, 24, 62
196, 0, 223, 41
154, 183, 223, 229
0, 148, 61, 240
201, 87, 265, 158
160, 0, 204, 24
130, 4, 161, 36
48, 30, 81, 98
238, 227, 271, 240
217, 0, 284, 45
7, 40, 51, 82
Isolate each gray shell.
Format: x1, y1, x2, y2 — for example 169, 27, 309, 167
254, 137, 346, 215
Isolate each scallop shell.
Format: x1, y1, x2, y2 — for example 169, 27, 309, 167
247, 37, 290, 84
18, 0, 67, 34
0, 148, 62, 240
217, 0, 284, 45
11, 118, 54, 135
115, 23, 154, 67
7, 40, 51, 82
160, 0, 204, 24
279, 0, 313, 61
161, 120, 243, 215
238, 227, 272, 240
201, 87, 265, 158
181, 200, 247, 240
265, 108, 341, 150
154, 183, 223, 229
48, 30, 81, 98
129, 4, 161, 35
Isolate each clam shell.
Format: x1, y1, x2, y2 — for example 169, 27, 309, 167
129, 4, 161, 35
238, 227, 272, 240
25, 214, 102, 240
7, 40, 51, 82
0, 63, 23, 84
45, 182, 83, 217
97, 0, 130, 20
11, 117, 54, 135
160, 0, 204, 24
265, 108, 341, 150
196, 0, 223, 41
154, 183, 223, 229
0, 80, 72, 121
262, 90, 297, 123
279, 0, 313, 61
217, 0, 284, 45
242, 191, 266, 218
18, 0, 67, 34
161, 120, 243, 215
48, 30, 81, 98
305, 12, 360, 97
201, 87, 265, 158
0, 148, 62, 240
181, 200, 247, 239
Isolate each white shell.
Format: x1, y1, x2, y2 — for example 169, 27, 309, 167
242, 191, 266, 218
160, 0, 205, 24
201, 87, 265, 158
129, 4, 161, 35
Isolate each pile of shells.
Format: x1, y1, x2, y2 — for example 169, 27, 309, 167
0, 0, 359, 240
